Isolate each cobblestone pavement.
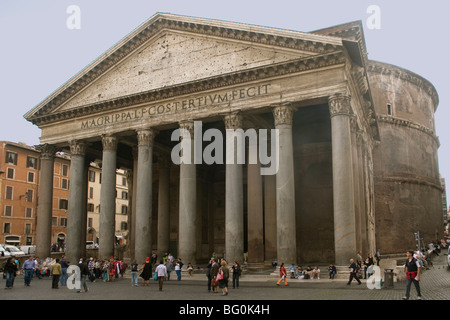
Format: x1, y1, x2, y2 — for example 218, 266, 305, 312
1, 254, 449, 302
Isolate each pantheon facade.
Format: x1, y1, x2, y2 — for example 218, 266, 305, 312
25, 13, 443, 266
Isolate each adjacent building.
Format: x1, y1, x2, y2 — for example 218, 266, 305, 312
0, 141, 130, 253
0, 141, 40, 246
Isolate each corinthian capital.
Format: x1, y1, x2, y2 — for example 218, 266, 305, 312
273, 104, 295, 126
101, 134, 118, 151
223, 111, 242, 130
328, 93, 352, 117
136, 128, 156, 147
36, 144, 57, 160
69, 140, 88, 156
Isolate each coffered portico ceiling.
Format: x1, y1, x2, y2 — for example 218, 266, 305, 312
24, 13, 379, 141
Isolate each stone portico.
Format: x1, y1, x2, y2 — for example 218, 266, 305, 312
25, 13, 390, 267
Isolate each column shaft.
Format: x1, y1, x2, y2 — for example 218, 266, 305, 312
178, 121, 197, 265
224, 112, 244, 264
99, 135, 117, 260
247, 139, 264, 263
273, 105, 297, 264
157, 156, 170, 259
134, 129, 155, 264
329, 93, 357, 265
35, 144, 56, 259
66, 141, 87, 263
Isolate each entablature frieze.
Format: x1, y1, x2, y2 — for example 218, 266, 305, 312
29, 51, 347, 127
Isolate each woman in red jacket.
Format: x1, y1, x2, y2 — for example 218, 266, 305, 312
276, 263, 288, 286
108, 257, 116, 282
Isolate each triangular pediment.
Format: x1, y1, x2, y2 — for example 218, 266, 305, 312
55, 31, 310, 113
24, 13, 345, 124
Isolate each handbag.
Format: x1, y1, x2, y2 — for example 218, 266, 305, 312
153, 272, 158, 281
216, 268, 223, 281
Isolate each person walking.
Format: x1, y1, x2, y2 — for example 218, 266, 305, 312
155, 260, 168, 291
175, 260, 182, 281
59, 256, 69, 286
402, 250, 422, 300
22, 256, 36, 286
77, 258, 89, 293
347, 258, 362, 285
50, 258, 62, 289
276, 263, 288, 286
218, 260, 230, 296
4, 257, 18, 289
206, 258, 213, 292
210, 258, 220, 293
375, 250, 381, 266
231, 261, 241, 289
165, 259, 173, 281
140, 257, 152, 286
130, 260, 139, 287
108, 257, 117, 282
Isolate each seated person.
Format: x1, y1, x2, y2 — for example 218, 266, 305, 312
289, 264, 297, 278
296, 266, 304, 278
305, 266, 313, 279
312, 266, 320, 279
328, 264, 336, 279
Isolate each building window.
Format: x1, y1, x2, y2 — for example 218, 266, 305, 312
52, 217, 58, 226
387, 103, 392, 116
89, 187, 94, 199
5, 152, 17, 165
25, 224, 32, 235
26, 189, 33, 203
121, 191, 128, 200
26, 237, 33, 245
28, 172, 35, 183
25, 208, 32, 218
60, 218, 67, 227
62, 164, 69, 176
3, 223, 11, 234
121, 205, 128, 214
87, 203, 94, 212
122, 177, 127, 186
88, 170, 96, 182
4, 206, 12, 217
27, 156, 38, 169
61, 178, 69, 189
88, 218, 93, 228
120, 222, 128, 231
6, 168, 14, 179
59, 199, 68, 210
5, 186, 13, 200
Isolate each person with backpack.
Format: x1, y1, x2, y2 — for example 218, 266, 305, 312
403, 250, 422, 300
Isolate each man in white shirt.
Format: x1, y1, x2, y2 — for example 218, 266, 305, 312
155, 260, 168, 291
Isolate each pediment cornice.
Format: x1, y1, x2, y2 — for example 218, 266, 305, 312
24, 13, 344, 123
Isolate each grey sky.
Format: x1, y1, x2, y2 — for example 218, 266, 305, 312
0, 0, 448, 195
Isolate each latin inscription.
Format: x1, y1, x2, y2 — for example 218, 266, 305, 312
80, 84, 270, 129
